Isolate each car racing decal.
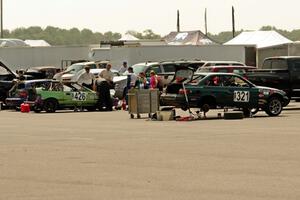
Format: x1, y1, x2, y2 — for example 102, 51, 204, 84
72, 92, 87, 101
233, 91, 250, 102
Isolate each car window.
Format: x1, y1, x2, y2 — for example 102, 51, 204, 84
291, 60, 300, 71
262, 60, 272, 69
162, 64, 176, 73
217, 69, 229, 73
51, 82, 64, 91
271, 60, 288, 70
145, 65, 161, 77
132, 64, 146, 74
63, 85, 72, 92
221, 75, 250, 87
233, 69, 246, 75
204, 75, 222, 86
0, 66, 10, 75
88, 64, 97, 69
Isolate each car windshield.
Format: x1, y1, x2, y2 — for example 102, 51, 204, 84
66, 64, 85, 74
190, 74, 206, 85
132, 64, 146, 74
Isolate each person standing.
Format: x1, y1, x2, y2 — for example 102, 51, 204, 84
124, 67, 137, 89
149, 70, 158, 89
123, 67, 138, 104
97, 64, 114, 111
118, 61, 128, 74
77, 66, 95, 90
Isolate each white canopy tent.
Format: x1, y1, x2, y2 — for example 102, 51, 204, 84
224, 31, 292, 48
25, 40, 51, 47
118, 33, 139, 41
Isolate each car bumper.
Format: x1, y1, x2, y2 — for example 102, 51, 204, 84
5, 98, 25, 107
160, 93, 186, 107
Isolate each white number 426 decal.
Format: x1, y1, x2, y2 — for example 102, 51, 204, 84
233, 91, 250, 102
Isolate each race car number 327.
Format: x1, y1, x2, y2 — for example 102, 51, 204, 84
72, 92, 87, 101
233, 91, 250, 102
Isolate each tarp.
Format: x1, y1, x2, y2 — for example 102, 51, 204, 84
164, 30, 216, 45
224, 31, 292, 48
25, 40, 51, 47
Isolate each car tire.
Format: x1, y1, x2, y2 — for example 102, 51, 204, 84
265, 97, 282, 116
224, 111, 244, 120
44, 99, 57, 113
33, 105, 42, 113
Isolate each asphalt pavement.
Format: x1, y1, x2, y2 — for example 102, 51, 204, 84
1, 102, 300, 200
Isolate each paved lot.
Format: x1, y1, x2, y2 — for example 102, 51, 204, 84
1, 103, 300, 200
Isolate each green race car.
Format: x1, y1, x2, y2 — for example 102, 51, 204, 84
161, 69, 289, 117
33, 81, 99, 113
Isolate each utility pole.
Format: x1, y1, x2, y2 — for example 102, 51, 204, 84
0, 0, 3, 38
177, 10, 180, 32
204, 8, 208, 35
232, 6, 235, 38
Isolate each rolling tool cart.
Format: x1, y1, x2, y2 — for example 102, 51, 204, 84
128, 89, 159, 119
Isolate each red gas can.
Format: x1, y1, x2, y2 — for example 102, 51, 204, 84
20, 103, 30, 113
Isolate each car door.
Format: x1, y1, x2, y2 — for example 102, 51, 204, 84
200, 75, 231, 107
221, 75, 259, 108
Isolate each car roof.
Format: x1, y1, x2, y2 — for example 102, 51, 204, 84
201, 65, 256, 69
194, 72, 241, 76
21, 79, 54, 83
264, 56, 300, 60
29, 66, 60, 70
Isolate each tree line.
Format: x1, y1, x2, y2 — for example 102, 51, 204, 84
2, 26, 300, 45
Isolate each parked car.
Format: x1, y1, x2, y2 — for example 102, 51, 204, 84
72, 68, 127, 99
161, 69, 289, 117
24, 66, 62, 80
131, 60, 204, 87
198, 65, 256, 78
197, 60, 246, 69
32, 81, 99, 113
246, 56, 300, 101
55, 61, 109, 82
0, 61, 18, 102
5, 79, 53, 110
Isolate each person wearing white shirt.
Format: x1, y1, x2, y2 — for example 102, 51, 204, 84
118, 61, 128, 74
97, 64, 114, 111
77, 66, 95, 89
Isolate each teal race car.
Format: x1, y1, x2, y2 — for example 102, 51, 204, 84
160, 69, 289, 117
33, 81, 99, 113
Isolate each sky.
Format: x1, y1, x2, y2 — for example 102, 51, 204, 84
3, 0, 300, 35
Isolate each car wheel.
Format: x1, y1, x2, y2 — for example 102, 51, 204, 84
265, 97, 282, 116
33, 105, 42, 113
224, 111, 244, 120
44, 99, 57, 113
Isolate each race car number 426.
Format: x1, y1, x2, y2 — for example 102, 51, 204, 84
72, 92, 87, 101
233, 91, 250, 102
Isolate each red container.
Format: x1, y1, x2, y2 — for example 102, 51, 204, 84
21, 103, 30, 113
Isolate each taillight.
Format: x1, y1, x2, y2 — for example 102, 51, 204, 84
179, 89, 191, 95
19, 90, 28, 98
